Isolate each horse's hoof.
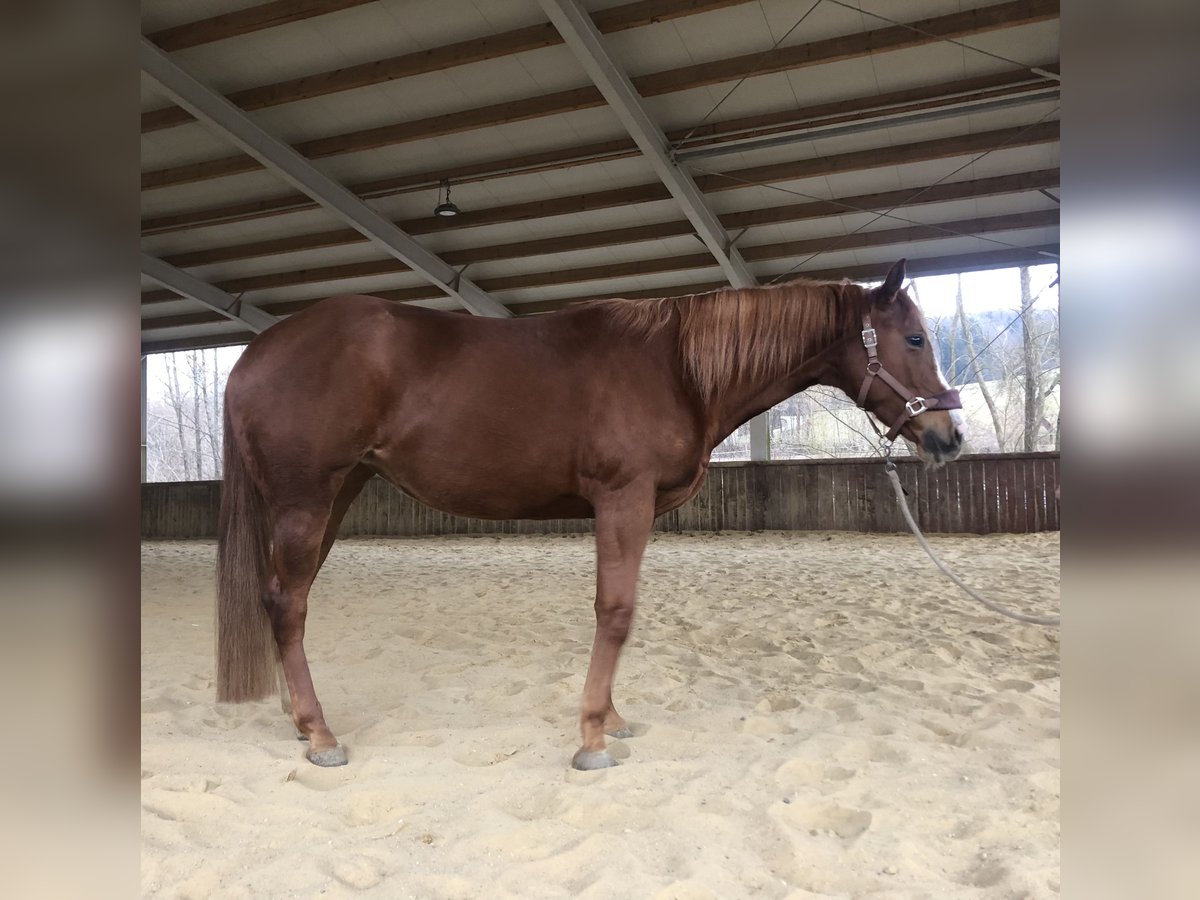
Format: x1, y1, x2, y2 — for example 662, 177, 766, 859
306, 744, 348, 767
606, 726, 634, 739
296, 733, 309, 742
572, 749, 618, 771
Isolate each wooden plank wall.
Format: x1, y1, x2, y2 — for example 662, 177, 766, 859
141, 453, 1058, 539
141, 480, 222, 540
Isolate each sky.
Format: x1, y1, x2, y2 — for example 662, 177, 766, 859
144, 263, 1060, 402
906, 263, 1060, 318
145, 345, 243, 405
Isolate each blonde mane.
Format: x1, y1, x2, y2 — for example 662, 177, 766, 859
599, 280, 868, 400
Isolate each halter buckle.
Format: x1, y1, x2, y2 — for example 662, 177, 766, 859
861, 327, 878, 349
905, 397, 928, 416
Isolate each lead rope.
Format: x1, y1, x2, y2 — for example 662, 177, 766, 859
879, 448, 1061, 627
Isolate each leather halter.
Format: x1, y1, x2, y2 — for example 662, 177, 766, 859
856, 313, 961, 443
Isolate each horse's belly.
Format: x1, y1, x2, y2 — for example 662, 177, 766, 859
410, 485, 595, 520
370, 455, 593, 520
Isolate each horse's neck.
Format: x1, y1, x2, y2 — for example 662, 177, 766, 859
704, 331, 847, 451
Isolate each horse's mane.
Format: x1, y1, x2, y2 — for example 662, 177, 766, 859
597, 279, 868, 400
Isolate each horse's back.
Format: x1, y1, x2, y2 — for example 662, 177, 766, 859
225, 293, 705, 517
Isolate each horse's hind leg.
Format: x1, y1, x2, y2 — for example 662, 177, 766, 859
278, 465, 373, 722
315, 464, 373, 573
573, 484, 655, 770
265, 499, 347, 766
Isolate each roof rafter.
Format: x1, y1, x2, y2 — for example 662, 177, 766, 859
517, 245, 1063, 315
141, 120, 1060, 301
144, 171, 1059, 304
143, 0, 758, 132
141, 37, 510, 318
141, 0, 1058, 191
142, 253, 279, 333
540, 0, 754, 287
143, 208, 1060, 329
145, 0, 376, 53
140, 244, 1059, 355
142, 65, 1058, 236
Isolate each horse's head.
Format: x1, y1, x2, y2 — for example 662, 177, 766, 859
831, 260, 965, 464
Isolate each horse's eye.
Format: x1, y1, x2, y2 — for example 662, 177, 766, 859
905, 335, 925, 348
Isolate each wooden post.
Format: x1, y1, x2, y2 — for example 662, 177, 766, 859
749, 411, 770, 461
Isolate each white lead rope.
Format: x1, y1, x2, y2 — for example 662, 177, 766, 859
883, 462, 1061, 627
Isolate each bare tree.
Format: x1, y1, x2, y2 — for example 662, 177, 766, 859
207, 348, 222, 475
1012, 266, 1063, 451
1020, 266, 1042, 451
148, 348, 238, 481
165, 355, 192, 479
956, 274, 1007, 451
1053, 266, 1061, 451
191, 349, 223, 476
188, 351, 204, 477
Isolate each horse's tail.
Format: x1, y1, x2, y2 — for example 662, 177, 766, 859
216, 402, 276, 703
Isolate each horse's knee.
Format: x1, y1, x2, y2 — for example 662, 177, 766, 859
595, 595, 634, 643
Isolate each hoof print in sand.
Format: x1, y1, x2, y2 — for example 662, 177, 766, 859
782, 802, 873, 841
329, 856, 384, 890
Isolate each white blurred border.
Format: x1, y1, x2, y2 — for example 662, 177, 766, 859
1064, 2, 1200, 898
0, 2, 137, 898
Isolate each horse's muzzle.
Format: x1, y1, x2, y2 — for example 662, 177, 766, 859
920, 420, 965, 463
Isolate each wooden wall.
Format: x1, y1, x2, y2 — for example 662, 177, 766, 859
141, 453, 1059, 539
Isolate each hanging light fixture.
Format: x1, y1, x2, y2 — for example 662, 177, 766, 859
434, 180, 460, 217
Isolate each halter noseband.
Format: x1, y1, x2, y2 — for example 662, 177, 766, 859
856, 313, 961, 444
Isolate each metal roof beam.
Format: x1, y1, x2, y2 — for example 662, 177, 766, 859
140, 38, 511, 319
537, 0, 756, 289
142, 253, 279, 333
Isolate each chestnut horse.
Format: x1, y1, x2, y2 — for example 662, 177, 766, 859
216, 259, 963, 769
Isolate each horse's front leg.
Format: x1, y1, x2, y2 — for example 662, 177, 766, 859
572, 484, 655, 770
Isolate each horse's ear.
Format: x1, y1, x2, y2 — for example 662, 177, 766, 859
874, 259, 907, 305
